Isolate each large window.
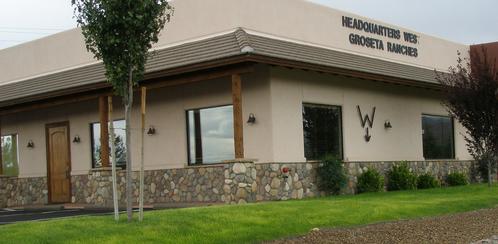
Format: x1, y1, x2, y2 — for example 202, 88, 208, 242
303, 103, 343, 160
1, 134, 19, 176
422, 115, 455, 159
187, 105, 234, 165
91, 120, 127, 168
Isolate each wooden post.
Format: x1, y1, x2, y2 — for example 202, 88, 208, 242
99, 96, 110, 168
139, 87, 146, 222
108, 96, 119, 221
0, 116, 3, 175
232, 74, 244, 159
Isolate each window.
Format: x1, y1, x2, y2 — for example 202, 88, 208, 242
90, 120, 127, 168
422, 115, 455, 159
303, 103, 343, 160
187, 105, 234, 165
1, 134, 19, 176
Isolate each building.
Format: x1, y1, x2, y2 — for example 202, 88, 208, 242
0, 0, 496, 207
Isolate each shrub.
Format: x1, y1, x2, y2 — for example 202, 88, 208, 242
317, 155, 347, 195
387, 162, 417, 191
357, 168, 384, 193
417, 173, 440, 189
446, 172, 469, 186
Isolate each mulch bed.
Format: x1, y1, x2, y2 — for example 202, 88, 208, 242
268, 207, 498, 244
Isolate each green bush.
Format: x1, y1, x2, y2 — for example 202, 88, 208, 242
357, 168, 384, 193
417, 173, 440, 189
446, 172, 469, 186
387, 162, 417, 191
317, 155, 347, 195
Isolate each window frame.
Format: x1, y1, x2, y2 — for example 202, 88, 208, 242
185, 104, 234, 165
302, 102, 344, 161
90, 119, 127, 168
1, 133, 20, 177
421, 113, 456, 160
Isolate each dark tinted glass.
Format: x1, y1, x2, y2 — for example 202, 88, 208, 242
422, 115, 454, 159
303, 104, 342, 160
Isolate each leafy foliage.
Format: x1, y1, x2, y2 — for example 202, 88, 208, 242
357, 168, 384, 193
72, 0, 173, 97
446, 172, 469, 186
387, 162, 417, 191
417, 173, 440, 189
317, 155, 347, 195
72, 0, 173, 220
436, 47, 498, 183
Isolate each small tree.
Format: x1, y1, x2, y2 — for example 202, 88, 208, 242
437, 48, 498, 186
72, 0, 173, 221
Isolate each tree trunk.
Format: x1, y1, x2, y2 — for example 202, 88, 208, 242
139, 87, 146, 222
125, 68, 134, 222
488, 159, 492, 187
109, 96, 119, 221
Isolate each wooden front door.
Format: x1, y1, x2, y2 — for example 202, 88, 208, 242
46, 122, 71, 203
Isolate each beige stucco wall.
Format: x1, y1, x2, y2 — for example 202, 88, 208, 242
0, 78, 230, 176
0, 0, 468, 85
268, 67, 472, 162
1, 66, 472, 179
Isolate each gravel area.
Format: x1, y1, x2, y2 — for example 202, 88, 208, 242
269, 208, 498, 244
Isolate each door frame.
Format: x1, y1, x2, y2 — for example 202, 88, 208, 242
45, 121, 72, 204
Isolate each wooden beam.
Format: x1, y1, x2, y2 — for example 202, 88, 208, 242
244, 55, 442, 91
232, 74, 244, 159
143, 63, 254, 90
193, 110, 203, 164
0, 91, 112, 116
0, 64, 255, 116
99, 96, 110, 168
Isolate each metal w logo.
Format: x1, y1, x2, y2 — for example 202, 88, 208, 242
357, 105, 376, 142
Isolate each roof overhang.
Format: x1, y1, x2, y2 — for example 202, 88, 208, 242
0, 28, 444, 112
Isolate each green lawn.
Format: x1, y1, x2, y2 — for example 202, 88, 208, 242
1, 184, 498, 244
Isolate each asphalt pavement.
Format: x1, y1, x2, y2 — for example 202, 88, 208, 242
0, 208, 112, 225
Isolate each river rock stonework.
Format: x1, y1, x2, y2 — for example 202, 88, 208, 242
255, 163, 320, 201
1, 160, 477, 208
71, 165, 225, 207
0, 176, 47, 208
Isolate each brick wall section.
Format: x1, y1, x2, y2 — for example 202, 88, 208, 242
0, 160, 479, 208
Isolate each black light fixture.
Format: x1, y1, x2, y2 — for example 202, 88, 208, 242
247, 113, 256, 124
73, 135, 81, 143
147, 126, 156, 136
27, 140, 35, 148
384, 120, 393, 129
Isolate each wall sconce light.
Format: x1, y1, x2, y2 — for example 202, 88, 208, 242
147, 127, 156, 136
73, 135, 81, 143
247, 113, 256, 124
27, 140, 35, 148
384, 120, 393, 129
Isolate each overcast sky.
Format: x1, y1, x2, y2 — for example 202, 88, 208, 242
0, 0, 497, 50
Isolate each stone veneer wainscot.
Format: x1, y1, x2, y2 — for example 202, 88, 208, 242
0, 160, 478, 208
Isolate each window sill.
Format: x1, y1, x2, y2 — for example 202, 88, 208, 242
89, 167, 123, 173
185, 158, 258, 168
